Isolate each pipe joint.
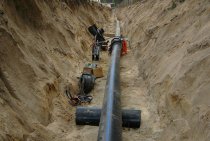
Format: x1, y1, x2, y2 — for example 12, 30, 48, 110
110, 36, 122, 47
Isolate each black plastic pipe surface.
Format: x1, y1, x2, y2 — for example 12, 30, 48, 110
97, 20, 122, 141
76, 107, 141, 128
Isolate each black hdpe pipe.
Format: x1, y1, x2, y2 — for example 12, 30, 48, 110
76, 107, 141, 128
97, 20, 122, 141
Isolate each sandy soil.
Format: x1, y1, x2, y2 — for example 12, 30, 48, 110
1, 0, 210, 141
117, 0, 210, 141
0, 1, 111, 140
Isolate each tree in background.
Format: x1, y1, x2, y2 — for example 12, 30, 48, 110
115, 0, 123, 4
101, 0, 123, 4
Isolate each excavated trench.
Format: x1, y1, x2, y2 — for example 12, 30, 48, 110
0, 0, 210, 141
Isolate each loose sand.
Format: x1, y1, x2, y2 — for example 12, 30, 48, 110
0, 0, 210, 141
117, 0, 210, 140
0, 1, 111, 140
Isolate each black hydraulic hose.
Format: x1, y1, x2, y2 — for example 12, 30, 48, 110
97, 20, 122, 141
